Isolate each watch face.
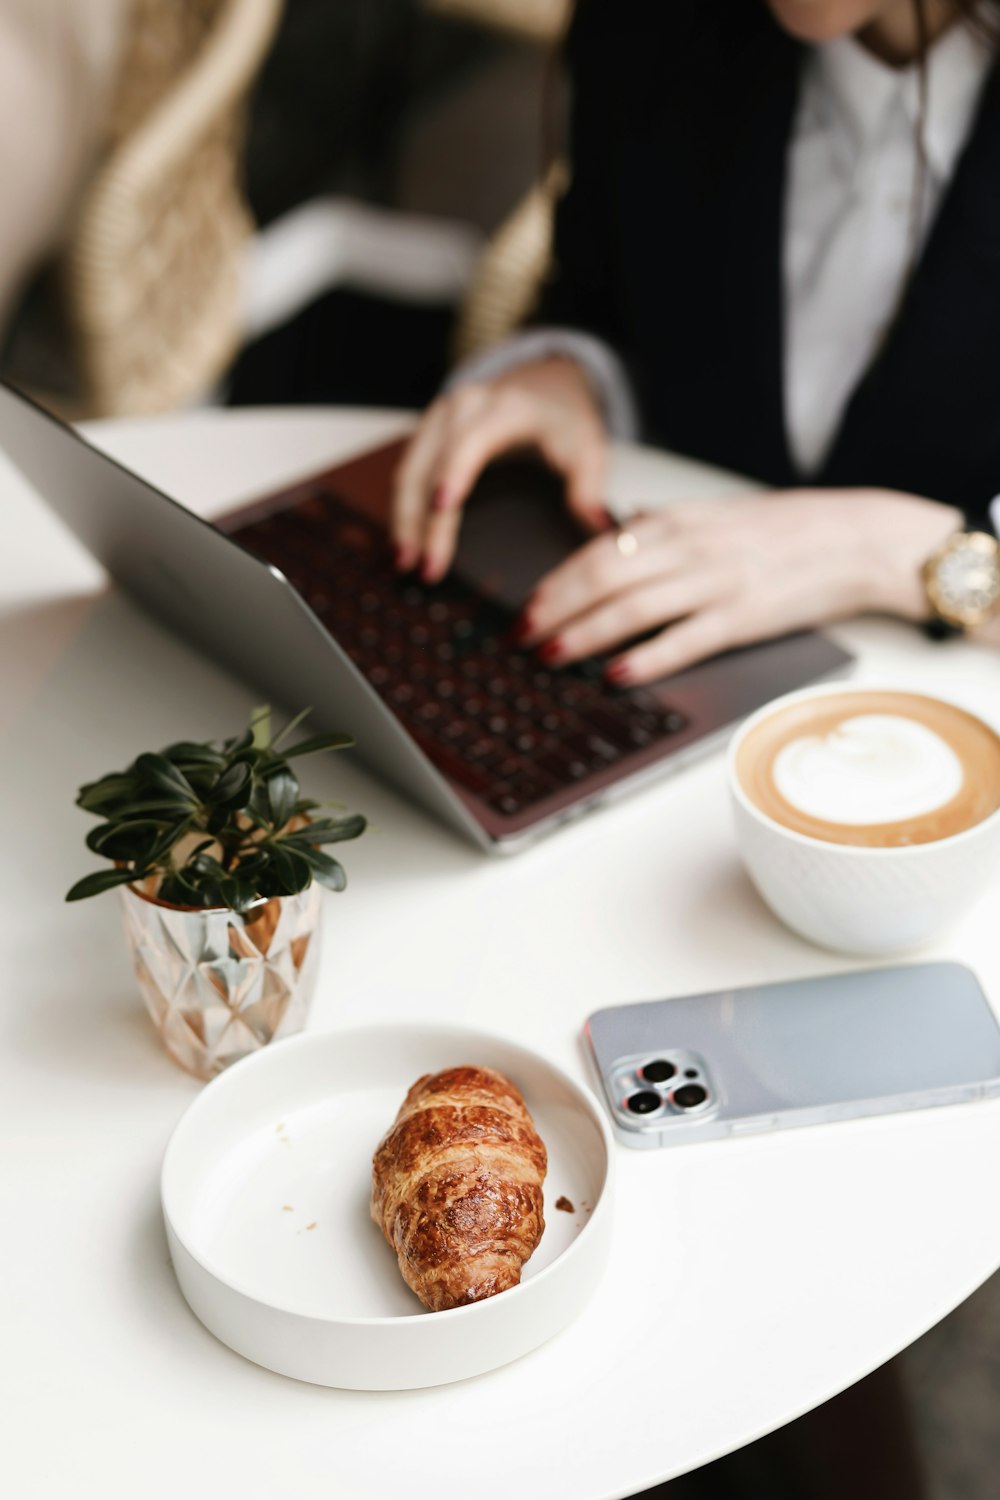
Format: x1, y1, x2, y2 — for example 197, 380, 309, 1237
928, 533, 1000, 628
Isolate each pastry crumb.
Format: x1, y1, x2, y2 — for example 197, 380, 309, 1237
555, 1195, 575, 1213
282, 1205, 294, 1212
306, 1221, 317, 1231
275, 1122, 285, 1132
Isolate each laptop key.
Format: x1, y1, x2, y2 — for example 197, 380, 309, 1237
233, 489, 699, 820
537, 750, 590, 782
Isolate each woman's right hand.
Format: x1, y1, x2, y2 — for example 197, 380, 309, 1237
390, 356, 611, 583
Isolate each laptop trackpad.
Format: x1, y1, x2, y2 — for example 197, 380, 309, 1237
453, 457, 590, 613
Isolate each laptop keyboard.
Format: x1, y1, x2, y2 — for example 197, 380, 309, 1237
233, 489, 688, 818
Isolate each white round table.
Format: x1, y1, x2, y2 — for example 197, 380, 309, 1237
3, 408, 1000, 1500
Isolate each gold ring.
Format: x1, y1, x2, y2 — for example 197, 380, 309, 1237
615, 528, 639, 558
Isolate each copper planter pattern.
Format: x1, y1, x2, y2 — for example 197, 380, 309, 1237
120, 882, 322, 1080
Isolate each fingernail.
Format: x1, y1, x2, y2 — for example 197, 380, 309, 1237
590, 505, 616, 531
421, 555, 443, 585
431, 485, 449, 513
393, 542, 415, 572
512, 610, 535, 644
537, 637, 565, 665
605, 657, 632, 685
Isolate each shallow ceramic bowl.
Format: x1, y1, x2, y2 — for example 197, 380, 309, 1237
161, 1024, 614, 1389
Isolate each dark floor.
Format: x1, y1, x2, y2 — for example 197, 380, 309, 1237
900, 1271, 1000, 1500
631, 1270, 1000, 1499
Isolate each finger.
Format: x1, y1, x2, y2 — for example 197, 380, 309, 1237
420, 501, 465, 585
423, 386, 592, 579
535, 423, 609, 532
431, 385, 545, 511
524, 513, 683, 639
606, 605, 757, 685
540, 569, 731, 665
390, 401, 453, 568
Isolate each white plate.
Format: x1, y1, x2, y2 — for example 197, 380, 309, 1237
161, 1024, 614, 1389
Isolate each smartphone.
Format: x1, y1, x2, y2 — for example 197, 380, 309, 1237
585, 962, 1000, 1149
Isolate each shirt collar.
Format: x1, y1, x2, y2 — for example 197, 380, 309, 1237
814, 19, 994, 178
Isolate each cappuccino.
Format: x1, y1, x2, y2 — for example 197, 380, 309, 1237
736, 690, 1000, 847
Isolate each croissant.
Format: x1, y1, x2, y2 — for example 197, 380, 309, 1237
371, 1065, 547, 1311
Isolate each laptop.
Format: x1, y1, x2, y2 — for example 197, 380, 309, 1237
0, 379, 852, 853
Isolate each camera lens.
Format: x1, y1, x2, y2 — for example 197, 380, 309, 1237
626, 1089, 664, 1115
640, 1059, 676, 1084
672, 1083, 708, 1109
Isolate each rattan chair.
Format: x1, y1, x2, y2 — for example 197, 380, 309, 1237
62, 0, 282, 416
424, 0, 570, 361
452, 159, 566, 361
422, 0, 569, 44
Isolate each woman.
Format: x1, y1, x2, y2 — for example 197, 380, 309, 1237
390, 0, 1000, 685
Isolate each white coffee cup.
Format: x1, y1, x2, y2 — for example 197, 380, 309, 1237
727, 682, 1000, 955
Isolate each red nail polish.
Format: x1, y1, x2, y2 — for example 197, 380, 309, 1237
537, 637, 564, 664
431, 485, 449, 513
605, 658, 632, 685
593, 506, 617, 530
512, 611, 535, 644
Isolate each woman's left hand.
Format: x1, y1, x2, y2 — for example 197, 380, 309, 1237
519, 488, 962, 685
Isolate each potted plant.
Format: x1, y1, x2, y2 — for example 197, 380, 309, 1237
67, 706, 366, 1080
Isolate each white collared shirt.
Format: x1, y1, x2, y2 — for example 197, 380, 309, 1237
454, 20, 995, 494
785, 23, 992, 472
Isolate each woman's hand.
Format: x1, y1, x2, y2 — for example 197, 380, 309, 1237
390, 357, 610, 582
519, 488, 962, 685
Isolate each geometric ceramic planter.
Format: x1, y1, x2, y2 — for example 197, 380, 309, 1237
119, 881, 322, 1080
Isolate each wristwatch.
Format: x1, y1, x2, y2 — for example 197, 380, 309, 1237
922, 529, 1000, 630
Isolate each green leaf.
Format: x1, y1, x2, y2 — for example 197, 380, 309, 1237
299, 848, 347, 892
100, 796, 195, 817
86, 827, 159, 863
65, 867, 137, 902
280, 815, 367, 846
271, 705, 313, 751
249, 705, 272, 751
223, 727, 255, 757
162, 742, 226, 767
86, 817, 165, 853
268, 845, 313, 895
157, 869, 207, 907
209, 761, 253, 810
281, 732, 355, 760
76, 773, 136, 813
134, 753, 198, 805
265, 767, 299, 829
232, 847, 268, 877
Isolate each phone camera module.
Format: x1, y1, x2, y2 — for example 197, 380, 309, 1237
640, 1059, 676, 1084
672, 1083, 709, 1110
625, 1089, 664, 1115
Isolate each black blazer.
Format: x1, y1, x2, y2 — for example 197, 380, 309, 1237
537, 0, 1000, 527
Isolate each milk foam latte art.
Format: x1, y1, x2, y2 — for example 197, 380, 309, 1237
736, 691, 1000, 848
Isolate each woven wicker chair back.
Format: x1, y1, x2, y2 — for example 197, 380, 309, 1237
63, 0, 282, 417
453, 161, 566, 362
